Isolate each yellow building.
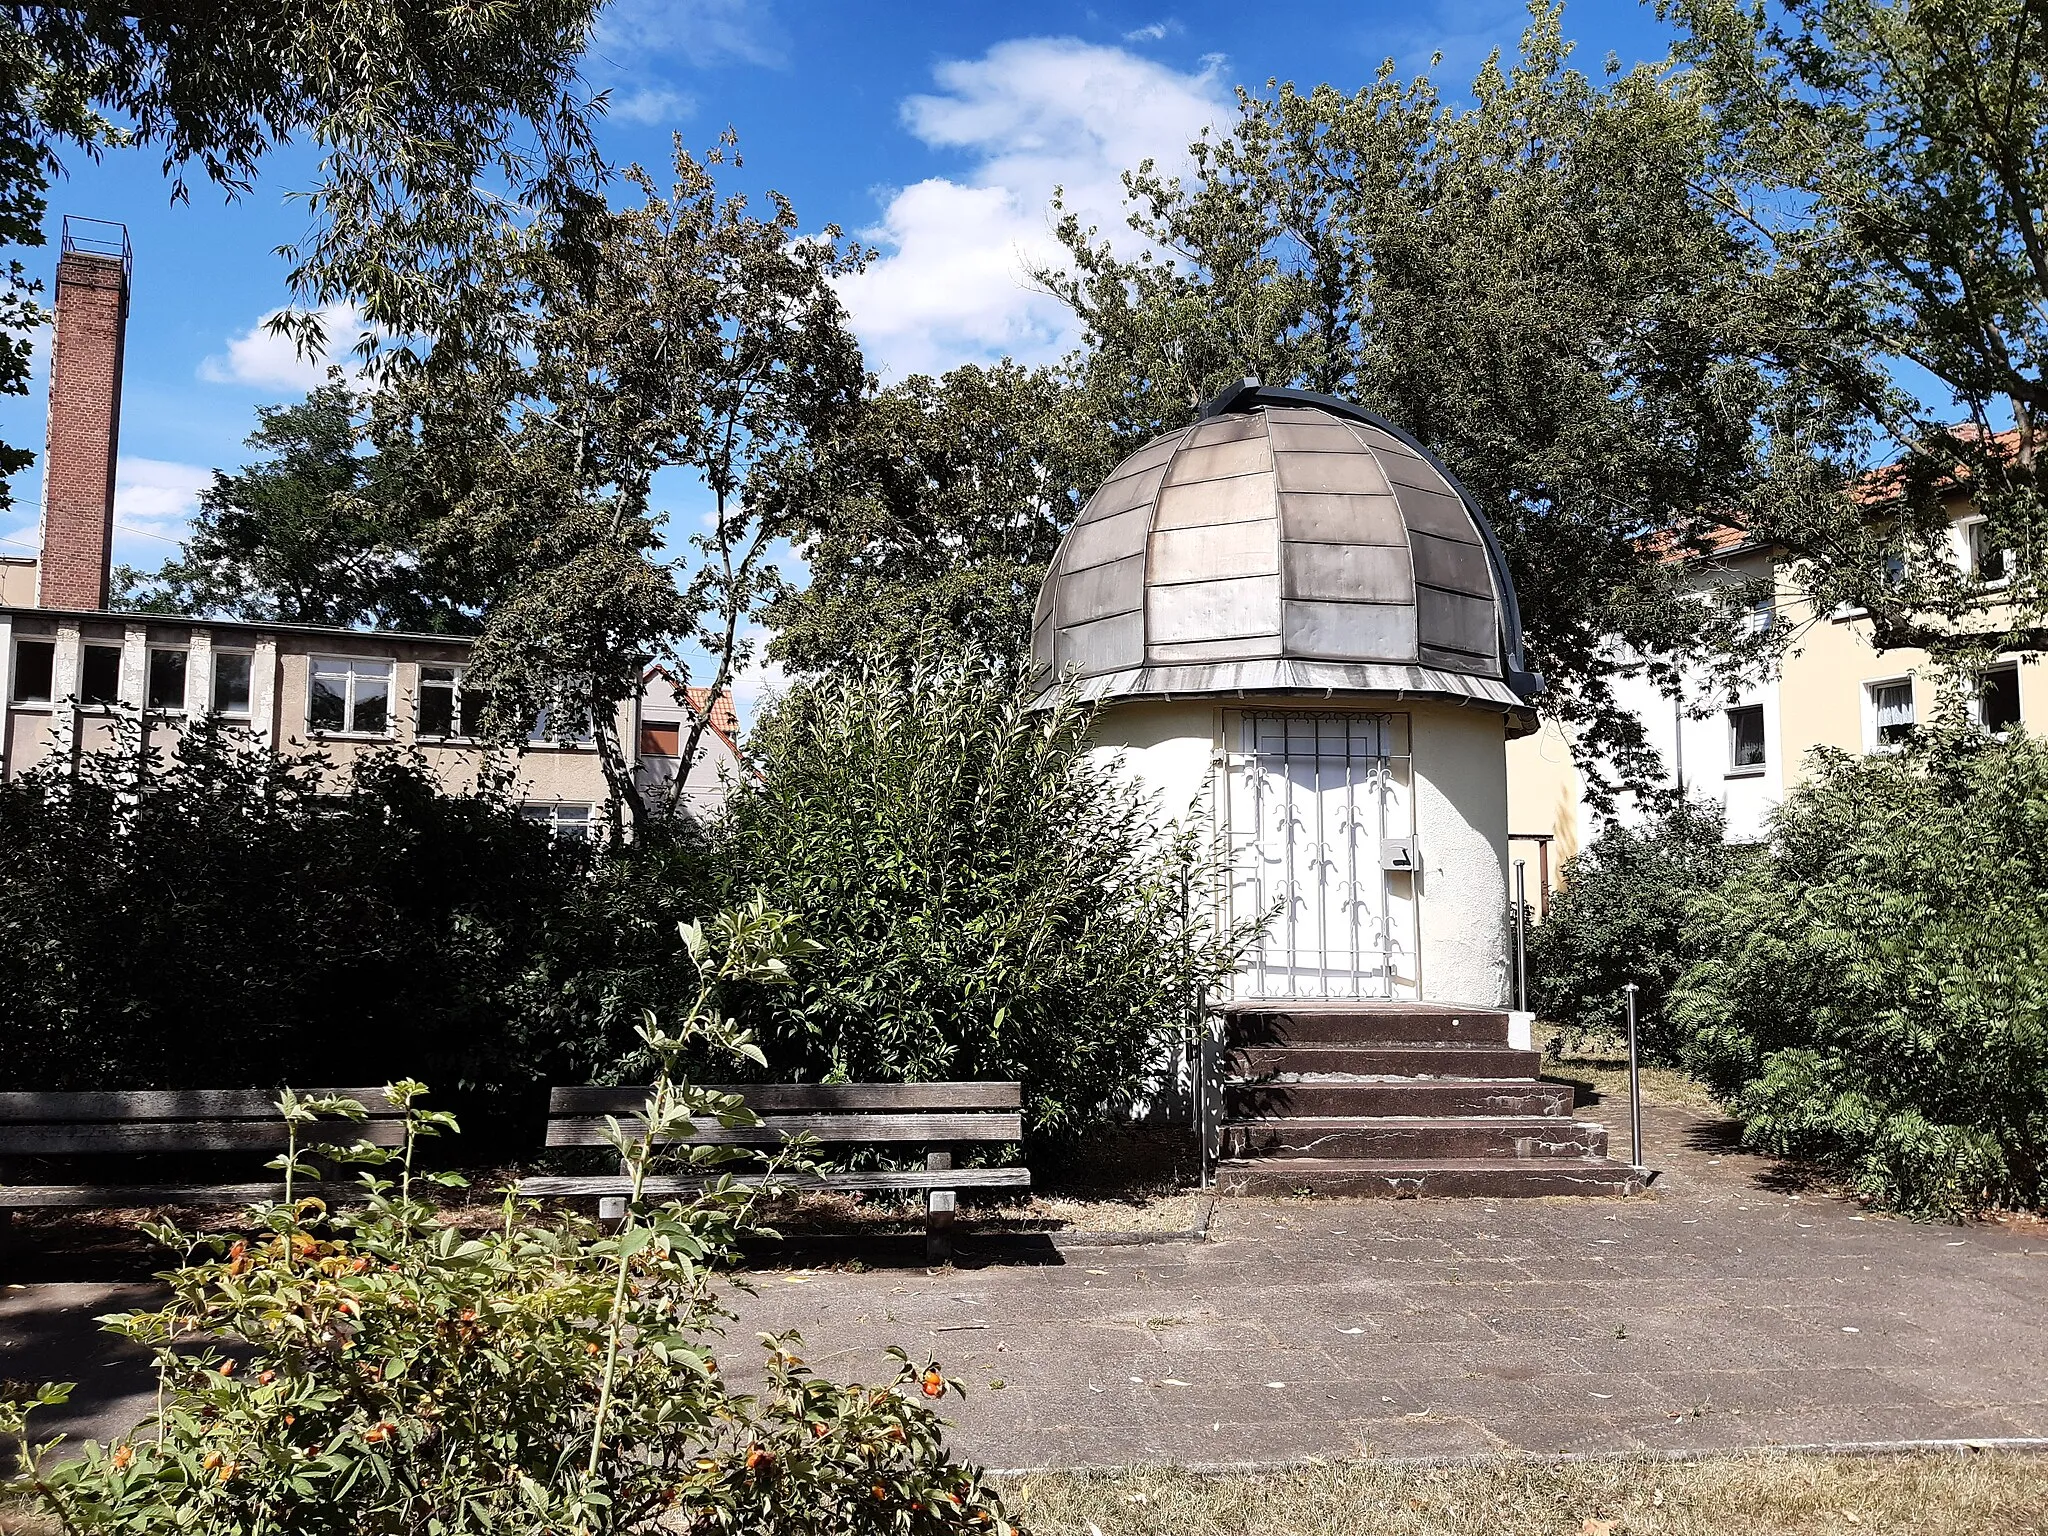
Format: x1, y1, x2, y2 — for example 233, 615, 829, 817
1507, 506, 2042, 897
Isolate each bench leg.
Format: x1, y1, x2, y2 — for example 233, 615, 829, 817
925, 1150, 955, 1267
599, 1156, 628, 1232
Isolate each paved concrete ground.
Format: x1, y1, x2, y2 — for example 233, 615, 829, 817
4, 1104, 2045, 1469
731, 1105, 2048, 1469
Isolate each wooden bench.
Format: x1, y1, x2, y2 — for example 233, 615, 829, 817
517, 1082, 1029, 1264
0, 1089, 407, 1215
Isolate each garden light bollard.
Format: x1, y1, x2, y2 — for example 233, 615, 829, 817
1625, 981, 1643, 1169
1513, 858, 1528, 1014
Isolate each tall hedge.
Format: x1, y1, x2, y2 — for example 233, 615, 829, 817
1670, 727, 2048, 1216
1525, 797, 1742, 1060
714, 657, 1252, 1146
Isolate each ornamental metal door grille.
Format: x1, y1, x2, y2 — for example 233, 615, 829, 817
1222, 710, 1418, 1000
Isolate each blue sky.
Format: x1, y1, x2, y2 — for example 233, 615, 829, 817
0, 0, 1679, 635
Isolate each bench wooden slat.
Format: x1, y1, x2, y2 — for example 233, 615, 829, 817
0, 1120, 410, 1155
543, 1111, 1022, 1148
0, 1089, 408, 1123
0, 1182, 373, 1208
547, 1082, 1022, 1115
514, 1168, 1032, 1198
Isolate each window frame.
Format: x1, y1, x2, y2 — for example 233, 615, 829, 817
520, 801, 596, 843
415, 663, 486, 741
1978, 662, 2023, 736
528, 707, 597, 749
79, 642, 121, 708
1726, 703, 1767, 775
307, 654, 395, 738
1865, 676, 1916, 751
212, 650, 255, 718
1961, 516, 2012, 587
145, 646, 189, 713
10, 637, 55, 704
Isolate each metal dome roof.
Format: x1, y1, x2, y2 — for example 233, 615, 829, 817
1028, 383, 1542, 718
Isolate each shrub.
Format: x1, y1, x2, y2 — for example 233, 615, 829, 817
1669, 726, 2048, 1216
1525, 797, 1742, 1060
713, 654, 1252, 1146
1, 907, 1014, 1535
0, 724, 716, 1142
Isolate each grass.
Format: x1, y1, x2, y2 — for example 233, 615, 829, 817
1541, 1043, 1723, 1116
1002, 1451, 2048, 1535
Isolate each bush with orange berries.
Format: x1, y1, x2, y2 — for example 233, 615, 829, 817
0, 904, 1016, 1535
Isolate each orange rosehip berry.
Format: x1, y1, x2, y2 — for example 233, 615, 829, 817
364, 1422, 394, 1445
703, 1357, 718, 1375
745, 1445, 773, 1471
218, 1359, 236, 1377
111, 1444, 133, 1469
256, 1371, 275, 1386
202, 1452, 222, 1471
921, 1370, 945, 1399
218, 1462, 237, 1482
872, 1484, 888, 1500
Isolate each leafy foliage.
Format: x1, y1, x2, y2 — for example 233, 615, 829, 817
1526, 799, 1745, 1061
360, 138, 866, 832
1674, 0, 2048, 663
0, 723, 625, 1134
715, 653, 1254, 1145
113, 379, 474, 633
2, 917, 1013, 1535
0, 0, 605, 518
1669, 725, 2048, 1215
764, 361, 1122, 677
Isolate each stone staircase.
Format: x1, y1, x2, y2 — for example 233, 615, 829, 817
1214, 1001, 1644, 1197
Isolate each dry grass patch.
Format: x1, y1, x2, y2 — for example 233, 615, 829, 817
1005, 1451, 2048, 1535
1542, 1048, 1722, 1116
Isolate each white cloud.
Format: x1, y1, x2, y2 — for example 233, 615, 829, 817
837, 38, 1231, 378
112, 457, 212, 565
1123, 20, 1181, 43
199, 301, 371, 392
609, 85, 696, 126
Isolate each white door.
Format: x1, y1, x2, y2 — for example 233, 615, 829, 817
1223, 710, 1418, 1000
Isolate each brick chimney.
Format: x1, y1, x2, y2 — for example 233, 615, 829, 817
36, 216, 130, 611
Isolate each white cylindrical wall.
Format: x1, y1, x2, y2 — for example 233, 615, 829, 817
1085, 694, 1510, 1009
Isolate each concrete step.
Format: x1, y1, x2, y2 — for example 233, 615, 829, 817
1229, 1043, 1541, 1078
1224, 1003, 1511, 1046
1225, 1077, 1576, 1119
1215, 1156, 1646, 1199
1220, 1116, 1609, 1161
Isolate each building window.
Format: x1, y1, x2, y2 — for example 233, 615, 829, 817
1745, 593, 1773, 635
1980, 664, 2022, 734
639, 722, 680, 757
309, 655, 393, 735
81, 643, 120, 706
11, 638, 54, 703
1869, 678, 1915, 747
521, 801, 595, 842
146, 648, 187, 711
1964, 518, 2010, 584
529, 708, 595, 747
213, 652, 253, 717
417, 665, 486, 739
1727, 705, 1766, 771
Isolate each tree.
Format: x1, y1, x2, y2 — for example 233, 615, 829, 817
114, 378, 477, 632
1041, 6, 1827, 803
0, 1, 607, 517
365, 139, 866, 836
763, 361, 1122, 677
1671, 0, 2048, 665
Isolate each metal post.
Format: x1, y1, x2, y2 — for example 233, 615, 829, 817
1513, 858, 1529, 1014
1624, 982, 1643, 1169
1199, 1025, 1220, 1188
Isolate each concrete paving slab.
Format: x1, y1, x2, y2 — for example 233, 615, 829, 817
3, 1103, 2045, 1469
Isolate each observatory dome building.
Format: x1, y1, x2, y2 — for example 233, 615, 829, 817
1030, 382, 1542, 1008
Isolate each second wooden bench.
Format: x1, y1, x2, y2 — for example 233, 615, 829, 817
516, 1081, 1029, 1263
